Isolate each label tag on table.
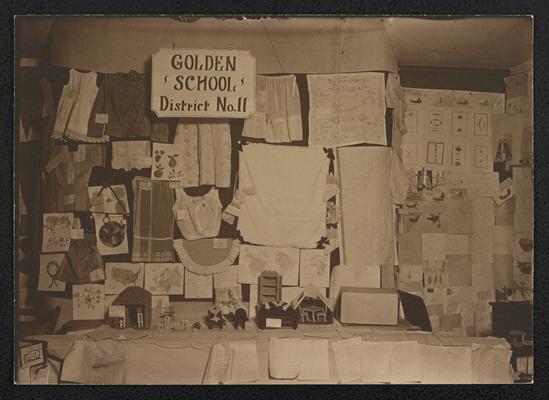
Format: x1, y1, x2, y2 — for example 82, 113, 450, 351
266, 318, 282, 328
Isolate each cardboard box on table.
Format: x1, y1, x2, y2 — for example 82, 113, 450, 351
338, 287, 400, 325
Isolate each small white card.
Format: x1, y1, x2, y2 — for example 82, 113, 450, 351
266, 318, 282, 328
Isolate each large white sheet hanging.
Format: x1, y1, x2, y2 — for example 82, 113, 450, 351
337, 147, 408, 266
238, 143, 328, 248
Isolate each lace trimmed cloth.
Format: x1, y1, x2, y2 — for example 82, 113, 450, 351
173, 238, 240, 276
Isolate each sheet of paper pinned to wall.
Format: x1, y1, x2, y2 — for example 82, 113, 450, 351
213, 265, 238, 288
144, 263, 184, 295
297, 339, 330, 381
472, 198, 495, 230
331, 337, 362, 383
447, 200, 474, 234
104, 263, 144, 294
513, 167, 532, 210
38, 253, 67, 292
184, 269, 212, 299
72, 284, 105, 320
493, 226, 514, 255
445, 234, 470, 255
299, 249, 330, 288
471, 229, 494, 263
42, 213, 73, 253
237, 244, 300, 286
422, 233, 446, 260
307, 72, 387, 147
472, 263, 495, 291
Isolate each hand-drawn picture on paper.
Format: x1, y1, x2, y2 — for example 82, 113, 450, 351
401, 142, 418, 165
424, 259, 448, 288
105, 263, 144, 294
184, 269, 212, 299
38, 253, 66, 292
426, 142, 444, 165
88, 185, 129, 215
428, 110, 444, 135
151, 295, 170, 316
237, 244, 299, 285
145, 263, 184, 295
307, 72, 387, 147
299, 249, 330, 288
474, 145, 489, 169
151, 143, 186, 181
452, 111, 468, 137
94, 214, 129, 256
404, 110, 418, 134
448, 188, 468, 200
451, 145, 466, 168
42, 213, 73, 253
72, 284, 105, 320
474, 113, 489, 136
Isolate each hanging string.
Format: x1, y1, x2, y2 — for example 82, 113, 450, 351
261, 20, 285, 74
335, 17, 346, 144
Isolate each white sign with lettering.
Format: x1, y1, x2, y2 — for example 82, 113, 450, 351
151, 48, 255, 118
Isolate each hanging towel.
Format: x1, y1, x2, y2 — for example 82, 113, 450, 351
174, 118, 232, 188
242, 75, 303, 143
131, 177, 175, 262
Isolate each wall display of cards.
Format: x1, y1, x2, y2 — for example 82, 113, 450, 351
72, 284, 106, 320
400, 88, 501, 172
144, 263, 184, 295
37, 253, 66, 292
94, 214, 129, 256
237, 244, 300, 286
105, 263, 145, 294
42, 213, 73, 253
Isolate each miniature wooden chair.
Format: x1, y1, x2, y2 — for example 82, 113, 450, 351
299, 307, 311, 323
316, 309, 327, 323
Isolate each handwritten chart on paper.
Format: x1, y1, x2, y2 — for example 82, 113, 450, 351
307, 72, 387, 147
